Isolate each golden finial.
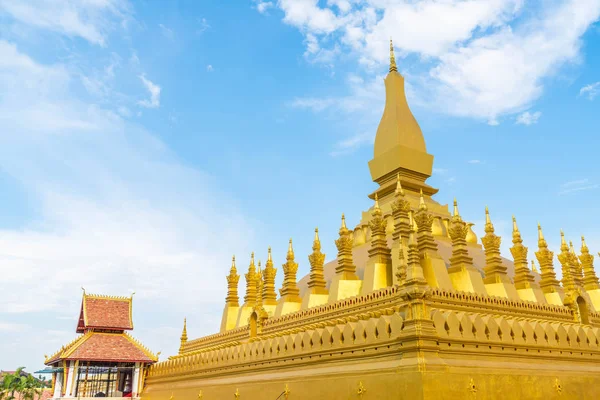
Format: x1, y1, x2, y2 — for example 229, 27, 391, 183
537, 223, 544, 240
453, 198, 459, 217
569, 240, 576, 254
512, 215, 518, 232
230, 255, 237, 273
257, 260, 262, 272
531, 259, 538, 273
170, 393, 174, 400
267, 247, 272, 262
395, 173, 404, 196
389, 38, 397, 73
581, 236, 588, 251
287, 238, 294, 258
485, 206, 491, 224
341, 213, 347, 229
374, 193, 380, 209
314, 228, 320, 243
418, 189, 427, 211
251, 252, 255, 264
180, 318, 188, 342
560, 230, 570, 252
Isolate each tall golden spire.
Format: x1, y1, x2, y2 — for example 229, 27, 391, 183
569, 240, 584, 287
534, 224, 560, 293
244, 253, 258, 304
391, 173, 412, 244
262, 248, 277, 305
179, 318, 188, 354
510, 216, 535, 289
413, 189, 437, 255
481, 207, 509, 284
368, 194, 392, 267
307, 228, 328, 294
558, 230, 575, 291
279, 239, 301, 301
226, 256, 240, 305
369, 37, 435, 201
580, 236, 600, 291
448, 199, 473, 272
389, 38, 397, 73
335, 213, 358, 280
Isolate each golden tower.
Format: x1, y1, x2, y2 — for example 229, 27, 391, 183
143, 40, 600, 400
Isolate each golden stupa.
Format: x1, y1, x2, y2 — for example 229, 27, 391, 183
142, 40, 600, 399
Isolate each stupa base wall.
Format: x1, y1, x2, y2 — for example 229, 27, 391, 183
142, 353, 600, 400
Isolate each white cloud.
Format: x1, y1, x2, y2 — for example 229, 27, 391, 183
0, 40, 253, 369
516, 111, 542, 125
580, 81, 600, 100
206, 64, 214, 72
260, 0, 600, 123
330, 131, 373, 156
196, 17, 210, 34
159, 23, 174, 39
468, 159, 481, 164
138, 74, 161, 108
256, 1, 274, 14
0, 322, 29, 332
559, 179, 599, 195
0, 0, 131, 46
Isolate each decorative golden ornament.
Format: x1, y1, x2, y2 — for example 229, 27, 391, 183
198, 390, 203, 399
554, 378, 562, 394
234, 388, 240, 398
357, 381, 366, 396
283, 384, 291, 399
468, 378, 477, 394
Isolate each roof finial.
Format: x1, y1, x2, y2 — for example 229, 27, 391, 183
453, 198, 459, 217
389, 38, 397, 73
267, 247, 272, 262
341, 213, 347, 229
395, 173, 404, 196
485, 206, 491, 224
314, 227, 320, 244
287, 238, 294, 258
418, 189, 427, 211
531, 259, 538, 273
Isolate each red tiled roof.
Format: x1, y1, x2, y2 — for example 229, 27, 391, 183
46, 332, 157, 364
76, 294, 133, 333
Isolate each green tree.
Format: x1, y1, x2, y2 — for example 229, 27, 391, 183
0, 368, 45, 400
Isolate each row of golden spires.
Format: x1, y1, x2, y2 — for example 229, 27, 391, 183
220, 175, 599, 307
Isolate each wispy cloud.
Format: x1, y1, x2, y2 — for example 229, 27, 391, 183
159, 23, 174, 39
559, 179, 599, 195
206, 64, 214, 72
516, 111, 542, 125
580, 82, 600, 100
330, 131, 373, 157
255, 1, 274, 14
468, 159, 481, 164
196, 17, 210, 34
138, 74, 161, 108
260, 0, 600, 123
0, 0, 131, 46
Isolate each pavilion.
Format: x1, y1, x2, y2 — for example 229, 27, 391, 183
44, 291, 157, 399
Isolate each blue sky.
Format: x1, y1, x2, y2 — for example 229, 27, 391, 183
0, 0, 598, 371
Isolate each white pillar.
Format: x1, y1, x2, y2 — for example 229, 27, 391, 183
53, 371, 63, 398
131, 362, 141, 397
63, 361, 75, 398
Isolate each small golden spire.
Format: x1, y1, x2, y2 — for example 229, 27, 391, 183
569, 240, 576, 254
560, 229, 567, 249
453, 198, 459, 217
267, 247, 272, 262
512, 215, 518, 232
485, 206, 491, 225
374, 193, 380, 209
340, 213, 347, 230
395, 173, 404, 196
531, 259, 538, 273
314, 228, 320, 244
538, 223, 544, 241
418, 189, 427, 211
230, 255, 237, 274
251, 252, 255, 264
581, 236, 588, 251
287, 238, 294, 258
181, 318, 187, 341
389, 38, 397, 73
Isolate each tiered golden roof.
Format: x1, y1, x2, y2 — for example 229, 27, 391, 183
143, 39, 600, 400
